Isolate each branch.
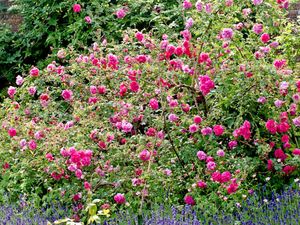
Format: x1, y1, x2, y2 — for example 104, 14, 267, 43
93, 181, 115, 191
161, 99, 185, 169
172, 84, 208, 117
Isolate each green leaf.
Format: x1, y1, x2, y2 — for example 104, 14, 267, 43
48, 17, 57, 26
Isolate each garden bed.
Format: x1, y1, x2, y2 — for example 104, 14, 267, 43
1, 185, 299, 224
0, 1, 299, 224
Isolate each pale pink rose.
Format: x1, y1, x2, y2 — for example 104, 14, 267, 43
16, 76, 24, 86
85, 16, 92, 24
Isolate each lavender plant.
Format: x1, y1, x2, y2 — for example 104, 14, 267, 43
1, 184, 299, 224
101, 183, 300, 225
0, 200, 68, 225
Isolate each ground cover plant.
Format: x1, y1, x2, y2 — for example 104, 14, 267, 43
101, 183, 300, 225
0, 0, 299, 224
0, 183, 299, 224
0, 200, 67, 225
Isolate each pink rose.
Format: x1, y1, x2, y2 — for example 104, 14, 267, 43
46, 153, 54, 162
201, 127, 213, 136
221, 171, 231, 183
28, 140, 37, 150
16, 76, 24, 86
84, 181, 91, 190
61, 90, 73, 101
73, 193, 82, 201
213, 125, 224, 136
98, 85, 106, 94
217, 149, 225, 157
273, 59, 286, 70
130, 81, 140, 92
168, 114, 178, 123
73, 4, 81, 13
189, 124, 199, 133
89, 86, 97, 95
197, 180, 207, 188
116, 8, 126, 19
135, 32, 144, 42
253, 0, 263, 5
197, 151, 207, 160
114, 193, 126, 204
183, 0, 193, 9
157, 131, 165, 139
8, 128, 17, 137
199, 75, 215, 96
28, 86, 37, 96
207, 161, 216, 171
274, 149, 287, 161
253, 24, 263, 34
149, 98, 159, 110
184, 195, 195, 205
121, 121, 133, 133
57, 49, 66, 58
227, 182, 239, 194
139, 150, 151, 161
292, 149, 300, 156
30, 67, 39, 77
225, 0, 233, 7
185, 18, 194, 29
20, 139, 27, 149
7, 86, 16, 98
293, 117, 300, 127
205, 3, 212, 14
266, 119, 278, 134
221, 28, 234, 40
75, 169, 83, 179
257, 96, 266, 104
164, 169, 172, 176
260, 33, 270, 43
193, 116, 202, 124
195, 1, 203, 11
282, 165, 296, 175
270, 41, 279, 48
146, 128, 157, 137
242, 8, 252, 17
85, 16, 92, 24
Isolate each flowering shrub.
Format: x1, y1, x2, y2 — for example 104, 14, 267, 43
0, 0, 299, 223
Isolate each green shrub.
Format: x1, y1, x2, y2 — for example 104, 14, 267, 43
0, 0, 180, 84
0, 25, 22, 101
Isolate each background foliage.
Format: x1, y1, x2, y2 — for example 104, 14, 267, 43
0, 0, 181, 91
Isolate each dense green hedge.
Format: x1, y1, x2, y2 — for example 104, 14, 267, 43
0, 0, 180, 88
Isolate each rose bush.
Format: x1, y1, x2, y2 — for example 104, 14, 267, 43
0, 0, 299, 223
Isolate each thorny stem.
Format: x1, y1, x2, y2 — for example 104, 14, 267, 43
139, 135, 158, 214
164, 123, 185, 169
93, 181, 115, 191
284, 105, 300, 149
192, 47, 202, 113
140, 66, 167, 214
239, 140, 256, 149
160, 86, 186, 169
172, 84, 208, 117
